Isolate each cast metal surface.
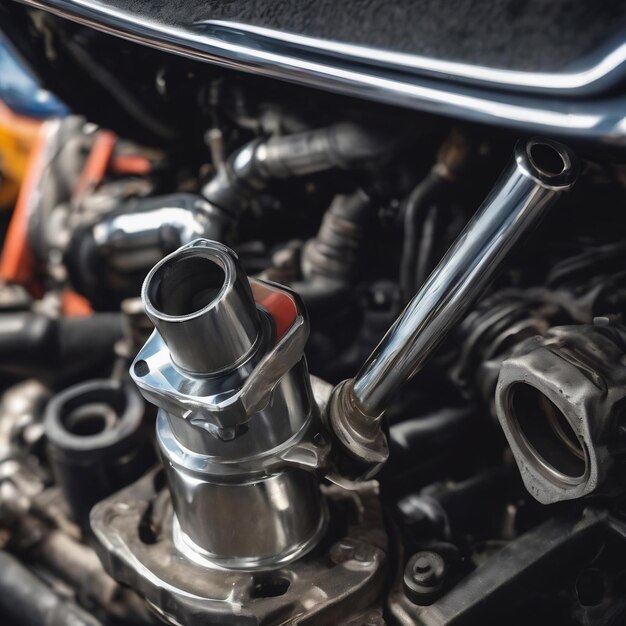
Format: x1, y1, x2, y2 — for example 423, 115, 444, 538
91, 469, 387, 626
495, 323, 626, 503
12, 0, 626, 144
130, 239, 328, 570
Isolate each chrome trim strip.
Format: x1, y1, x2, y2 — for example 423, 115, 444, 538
12, 0, 626, 145
201, 20, 626, 96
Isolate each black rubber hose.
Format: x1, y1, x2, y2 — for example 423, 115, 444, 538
63, 38, 174, 141
45, 379, 153, 529
291, 190, 372, 314
400, 129, 471, 302
398, 467, 513, 540
0, 312, 122, 381
389, 404, 476, 464
399, 171, 449, 302
203, 123, 400, 215
301, 189, 371, 282
257, 122, 396, 176
0, 550, 104, 626
290, 276, 351, 316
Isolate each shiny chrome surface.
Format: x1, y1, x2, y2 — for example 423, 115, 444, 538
156, 361, 314, 462
131, 239, 326, 569
352, 138, 578, 416
132, 278, 311, 430
202, 20, 626, 96
153, 364, 328, 570
91, 469, 386, 626
170, 469, 326, 570
92, 201, 224, 258
143, 240, 260, 374
13, 0, 626, 144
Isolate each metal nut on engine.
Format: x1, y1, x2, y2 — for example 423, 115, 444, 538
495, 324, 626, 504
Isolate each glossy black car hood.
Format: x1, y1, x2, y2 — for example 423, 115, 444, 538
101, 0, 626, 72
6, 0, 626, 147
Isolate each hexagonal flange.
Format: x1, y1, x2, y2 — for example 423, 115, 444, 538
495, 325, 626, 504
131, 278, 309, 430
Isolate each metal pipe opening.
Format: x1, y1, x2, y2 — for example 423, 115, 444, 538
505, 383, 589, 486
148, 254, 227, 317
527, 141, 568, 177
142, 240, 260, 374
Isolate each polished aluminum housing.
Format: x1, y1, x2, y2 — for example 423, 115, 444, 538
131, 239, 327, 570
91, 196, 227, 274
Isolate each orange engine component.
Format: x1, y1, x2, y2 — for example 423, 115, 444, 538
0, 100, 42, 209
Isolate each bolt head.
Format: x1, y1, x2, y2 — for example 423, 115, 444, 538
413, 555, 432, 574
403, 551, 446, 605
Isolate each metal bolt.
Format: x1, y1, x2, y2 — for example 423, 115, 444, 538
413, 555, 432, 574
410, 552, 444, 586
403, 551, 446, 605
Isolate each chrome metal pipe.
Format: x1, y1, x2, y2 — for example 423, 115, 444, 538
353, 138, 578, 417
142, 240, 260, 374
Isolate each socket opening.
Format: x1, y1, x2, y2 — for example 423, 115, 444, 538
507, 383, 588, 486
58, 387, 126, 438
63, 409, 111, 436
148, 253, 226, 317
